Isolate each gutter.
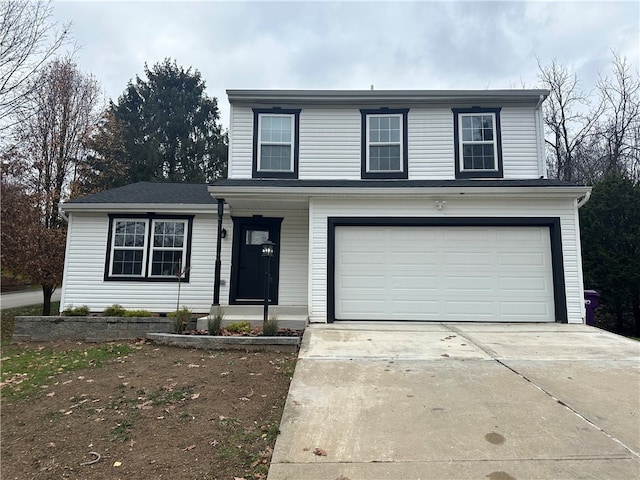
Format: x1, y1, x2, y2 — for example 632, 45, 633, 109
60, 203, 216, 213
210, 185, 592, 198
577, 191, 592, 208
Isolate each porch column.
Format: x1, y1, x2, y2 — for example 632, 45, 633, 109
213, 197, 225, 306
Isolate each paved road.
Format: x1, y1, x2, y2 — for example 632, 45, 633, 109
0, 290, 62, 310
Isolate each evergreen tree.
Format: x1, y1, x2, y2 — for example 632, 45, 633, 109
580, 174, 640, 335
89, 58, 227, 186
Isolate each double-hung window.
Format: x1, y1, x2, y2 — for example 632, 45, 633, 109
150, 220, 187, 277
360, 108, 409, 179
453, 108, 503, 178
252, 108, 301, 178
110, 220, 148, 277
106, 215, 193, 281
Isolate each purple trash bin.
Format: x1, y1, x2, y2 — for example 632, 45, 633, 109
584, 290, 600, 326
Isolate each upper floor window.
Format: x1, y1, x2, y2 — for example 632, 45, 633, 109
252, 108, 301, 179
105, 215, 193, 282
360, 108, 409, 179
453, 108, 503, 178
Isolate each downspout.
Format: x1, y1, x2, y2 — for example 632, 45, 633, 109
58, 203, 69, 222
213, 197, 225, 306
577, 191, 591, 209
535, 94, 546, 178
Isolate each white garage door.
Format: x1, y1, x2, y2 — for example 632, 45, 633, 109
335, 226, 555, 322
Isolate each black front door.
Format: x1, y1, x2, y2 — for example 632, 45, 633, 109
230, 217, 282, 304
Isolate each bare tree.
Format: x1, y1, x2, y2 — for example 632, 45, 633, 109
594, 54, 640, 181
0, 0, 71, 131
12, 57, 103, 228
0, 178, 65, 315
538, 59, 603, 183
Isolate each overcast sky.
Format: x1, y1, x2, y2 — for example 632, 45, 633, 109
52, 0, 639, 128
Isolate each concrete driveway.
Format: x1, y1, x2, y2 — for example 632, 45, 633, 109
268, 323, 640, 480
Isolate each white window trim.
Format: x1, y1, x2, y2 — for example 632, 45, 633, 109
458, 112, 499, 172
109, 218, 149, 278
149, 219, 189, 278
257, 113, 295, 172
365, 113, 404, 173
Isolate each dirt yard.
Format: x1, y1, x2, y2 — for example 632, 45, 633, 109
1, 340, 296, 480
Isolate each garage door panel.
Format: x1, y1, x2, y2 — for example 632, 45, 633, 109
500, 301, 550, 316
498, 252, 547, 266
340, 275, 385, 289
445, 275, 494, 292
339, 299, 386, 316
499, 276, 549, 291
444, 251, 493, 266
390, 252, 438, 265
391, 275, 439, 290
335, 226, 555, 322
340, 252, 384, 265
446, 300, 495, 316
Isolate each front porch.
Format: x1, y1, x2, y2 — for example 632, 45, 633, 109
196, 305, 309, 331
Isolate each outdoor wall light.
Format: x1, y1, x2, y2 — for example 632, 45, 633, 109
261, 240, 275, 258
221, 228, 227, 239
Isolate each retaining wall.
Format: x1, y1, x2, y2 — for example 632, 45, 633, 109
12, 316, 173, 342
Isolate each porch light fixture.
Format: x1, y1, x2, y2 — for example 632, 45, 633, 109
261, 240, 275, 327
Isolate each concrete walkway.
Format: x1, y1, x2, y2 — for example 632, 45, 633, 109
268, 323, 640, 480
0, 290, 61, 310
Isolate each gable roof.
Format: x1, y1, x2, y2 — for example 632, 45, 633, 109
66, 182, 216, 205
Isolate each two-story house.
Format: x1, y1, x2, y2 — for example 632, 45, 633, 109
60, 90, 591, 325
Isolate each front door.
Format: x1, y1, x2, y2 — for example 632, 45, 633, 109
230, 217, 282, 304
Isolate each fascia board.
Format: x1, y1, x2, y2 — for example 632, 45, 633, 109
61, 203, 216, 214
226, 89, 550, 106
211, 185, 591, 199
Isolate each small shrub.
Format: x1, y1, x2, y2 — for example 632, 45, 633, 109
123, 310, 153, 318
103, 304, 127, 316
168, 307, 191, 334
263, 315, 279, 336
208, 308, 224, 335
63, 305, 89, 316
225, 321, 252, 334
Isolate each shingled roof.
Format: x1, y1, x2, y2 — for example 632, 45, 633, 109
66, 182, 216, 205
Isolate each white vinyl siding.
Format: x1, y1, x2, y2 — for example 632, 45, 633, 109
501, 107, 540, 178
308, 196, 585, 324
60, 212, 232, 314
227, 105, 542, 181
228, 105, 253, 178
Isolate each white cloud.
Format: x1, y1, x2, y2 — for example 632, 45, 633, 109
52, 0, 639, 126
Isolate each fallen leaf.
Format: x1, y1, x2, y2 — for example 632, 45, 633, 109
183, 445, 196, 451
303, 447, 310, 451
187, 363, 200, 368
113, 461, 122, 467
441, 354, 450, 357
46, 392, 55, 397
313, 447, 328, 456
191, 393, 200, 400
129, 440, 136, 448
